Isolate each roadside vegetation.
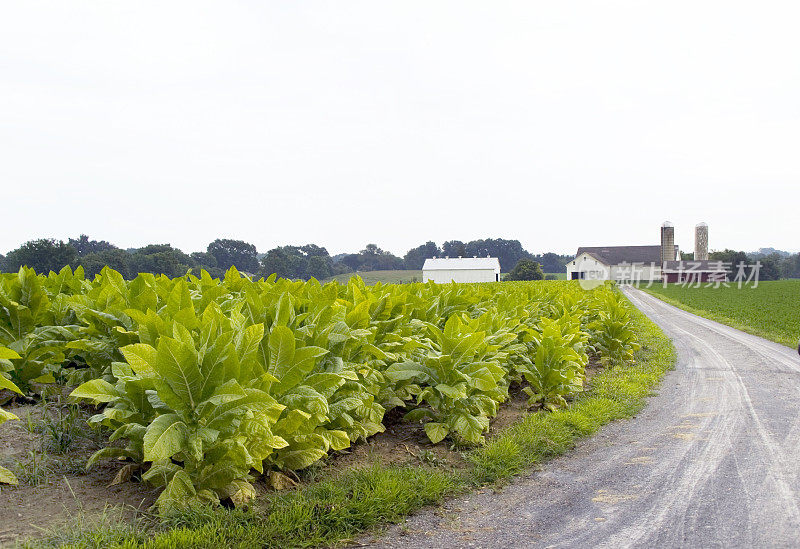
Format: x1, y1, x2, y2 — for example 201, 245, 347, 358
642, 280, 800, 348
0, 268, 674, 547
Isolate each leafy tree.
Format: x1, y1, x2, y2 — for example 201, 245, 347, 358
68, 235, 118, 256
442, 240, 467, 258
709, 249, 749, 280
464, 238, 532, 272
305, 256, 331, 280
341, 253, 363, 271
404, 241, 440, 270
339, 244, 405, 272
530, 252, 571, 274
79, 249, 132, 279
779, 253, 800, 279
207, 239, 259, 273
2, 239, 78, 274
129, 244, 192, 278
190, 252, 216, 269
756, 253, 781, 281
258, 244, 334, 280
506, 259, 544, 281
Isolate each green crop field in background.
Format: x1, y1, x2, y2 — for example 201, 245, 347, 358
325, 270, 423, 285
327, 271, 567, 285
643, 280, 800, 348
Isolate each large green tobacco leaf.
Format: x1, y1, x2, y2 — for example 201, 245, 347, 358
155, 337, 203, 410
0, 465, 18, 485
143, 414, 189, 462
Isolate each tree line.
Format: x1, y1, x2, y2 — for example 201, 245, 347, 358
0, 235, 576, 281
681, 249, 800, 281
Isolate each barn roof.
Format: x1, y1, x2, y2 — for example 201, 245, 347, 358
422, 257, 501, 271
575, 245, 662, 265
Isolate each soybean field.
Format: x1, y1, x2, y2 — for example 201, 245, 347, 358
643, 280, 800, 347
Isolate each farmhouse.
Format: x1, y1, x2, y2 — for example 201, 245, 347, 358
422, 256, 501, 283
567, 245, 664, 282
567, 222, 728, 283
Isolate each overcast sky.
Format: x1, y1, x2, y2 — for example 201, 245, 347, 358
2, 1, 798, 257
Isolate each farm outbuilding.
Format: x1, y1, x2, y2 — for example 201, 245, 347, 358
566, 222, 727, 283
422, 257, 501, 283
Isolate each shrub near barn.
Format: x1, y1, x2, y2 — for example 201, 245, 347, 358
506, 259, 545, 281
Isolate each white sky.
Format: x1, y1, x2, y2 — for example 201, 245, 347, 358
2, 1, 798, 257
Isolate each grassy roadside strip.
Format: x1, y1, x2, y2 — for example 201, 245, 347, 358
639, 288, 795, 348
28, 297, 675, 549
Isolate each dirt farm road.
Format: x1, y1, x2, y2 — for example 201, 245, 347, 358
365, 287, 800, 548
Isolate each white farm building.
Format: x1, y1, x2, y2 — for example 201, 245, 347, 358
422, 257, 501, 283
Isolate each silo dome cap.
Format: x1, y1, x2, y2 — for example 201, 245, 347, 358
696, 222, 708, 227
662, 221, 674, 228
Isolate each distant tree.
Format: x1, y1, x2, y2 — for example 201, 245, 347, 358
330, 261, 353, 276
190, 251, 217, 268
779, 253, 800, 279
300, 244, 327, 257
79, 248, 132, 279
258, 244, 334, 280
260, 246, 302, 279
506, 259, 544, 281
442, 240, 467, 258
372, 254, 405, 270
530, 252, 572, 274
188, 252, 224, 278
544, 274, 558, 281
305, 255, 331, 280
341, 254, 363, 271
360, 243, 383, 257
464, 238, 532, 272
338, 244, 406, 272
129, 244, 192, 278
709, 249, 749, 280
404, 241, 440, 270
2, 239, 78, 274
207, 239, 259, 273
68, 234, 118, 256
756, 254, 782, 281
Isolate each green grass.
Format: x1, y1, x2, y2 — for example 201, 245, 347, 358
325, 270, 422, 285
27, 294, 675, 549
642, 280, 800, 348
544, 273, 567, 280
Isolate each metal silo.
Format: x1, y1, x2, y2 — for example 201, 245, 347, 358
695, 222, 709, 260
661, 221, 675, 263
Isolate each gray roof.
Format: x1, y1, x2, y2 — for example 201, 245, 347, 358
663, 260, 729, 272
575, 245, 662, 266
422, 257, 501, 271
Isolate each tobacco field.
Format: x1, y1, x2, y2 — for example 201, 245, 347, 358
0, 266, 639, 515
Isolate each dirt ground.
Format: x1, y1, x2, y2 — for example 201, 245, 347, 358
0, 403, 157, 547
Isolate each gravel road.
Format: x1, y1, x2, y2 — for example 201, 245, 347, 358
364, 287, 800, 548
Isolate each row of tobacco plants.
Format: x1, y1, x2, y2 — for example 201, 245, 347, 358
0, 266, 638, 514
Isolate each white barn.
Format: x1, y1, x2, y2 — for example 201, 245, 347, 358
422, 257, 501, 283
566, 246, 664, 283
